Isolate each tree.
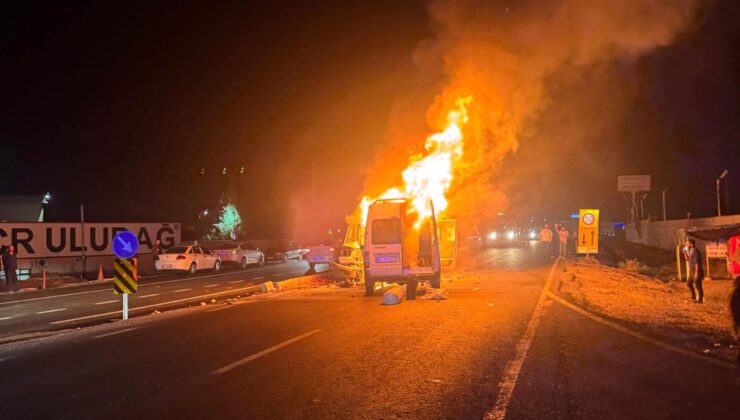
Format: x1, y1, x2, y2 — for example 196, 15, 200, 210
207, 194, 243, 240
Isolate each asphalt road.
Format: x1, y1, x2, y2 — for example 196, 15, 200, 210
0, 244, 738, 419
0, 260, 330, 339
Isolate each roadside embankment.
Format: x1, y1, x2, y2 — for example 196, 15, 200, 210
555, 257, 737, 363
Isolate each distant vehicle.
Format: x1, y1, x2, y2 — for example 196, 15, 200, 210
304, 242, 336, 269
264, 240, 303, 263
363, 198, 441, 297
155, 245, 221, 274
482, 225, 528, 248
214, 242, 265, 268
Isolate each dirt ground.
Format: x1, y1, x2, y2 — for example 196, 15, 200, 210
557, 257, 738, 363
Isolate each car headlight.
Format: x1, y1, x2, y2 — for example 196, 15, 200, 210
507, 231, 515, 240
529, 231, 536, 239
488, 232, 497, 240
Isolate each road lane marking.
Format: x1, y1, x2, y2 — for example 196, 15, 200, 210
37, 308, 67, 314
229, 280, 244, 284
545, 290, 737, 370
138, 294, 160, 299
0, 316, 12, 321
93, 327, 139, 339
50, 285, 263, 325
94, 300, 118, 305
204, 284, 219, 288
173, 289, 192, 293
252, 277, 264, 280
484, 258, 559, 420
211, 329, 322, 375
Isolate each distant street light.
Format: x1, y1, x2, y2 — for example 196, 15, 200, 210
716, 169, 728, 217
42, 192, 51, 204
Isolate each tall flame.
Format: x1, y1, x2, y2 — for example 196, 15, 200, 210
359, 96, 472, 227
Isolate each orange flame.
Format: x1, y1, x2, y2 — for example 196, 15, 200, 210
359, 96, 472, 227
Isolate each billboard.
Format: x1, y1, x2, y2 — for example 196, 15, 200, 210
617, 175, 651, 192
0, 222, 180, 259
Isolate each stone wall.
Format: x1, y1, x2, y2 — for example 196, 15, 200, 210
626, 214, 740, 250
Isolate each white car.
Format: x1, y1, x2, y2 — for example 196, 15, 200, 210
155, 245, 221, 274
214, 242, 265, 268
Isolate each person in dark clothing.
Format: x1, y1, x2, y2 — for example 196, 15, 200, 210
1, 245, 19, 292
685, 239, 704, 303
731, 277, 740, 364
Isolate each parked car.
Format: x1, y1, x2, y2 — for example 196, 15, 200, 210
214, 242, 265, 268
155, 245, 221, 274
305, 243, 336, 269
264, 240, 303, 263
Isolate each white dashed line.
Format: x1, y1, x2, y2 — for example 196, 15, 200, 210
204, 284, 219, 288
212, 329, 322, 375
0, 316, 12, 321
229, 280, 244, 284
37, 308, 67, 314
138, 294, 160, 299
94, 300, 118, 305
93, 327, 139, 339
253, 277, 264, 280
173, 289, 192, 293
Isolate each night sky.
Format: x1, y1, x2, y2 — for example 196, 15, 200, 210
1, 0, 738, 239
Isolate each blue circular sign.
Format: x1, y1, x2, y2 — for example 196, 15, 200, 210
113, 231, 139, 259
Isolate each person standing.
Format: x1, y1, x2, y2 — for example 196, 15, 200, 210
539, 224, 554, 258
685, 239, 704, 303
557, 226, 570, 258
1, 245, 19, 293
151, 239, 163, 274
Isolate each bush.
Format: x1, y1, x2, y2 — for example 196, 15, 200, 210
618, 258, 650, 275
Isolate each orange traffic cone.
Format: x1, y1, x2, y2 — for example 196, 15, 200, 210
42, 269, 47, 289
97, 264, 104, 281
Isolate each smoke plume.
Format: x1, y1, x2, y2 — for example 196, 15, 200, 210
360, 0, 700, 224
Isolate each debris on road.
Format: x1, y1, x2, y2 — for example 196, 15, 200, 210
383, 285, 406, 305
420, 288, 448, 301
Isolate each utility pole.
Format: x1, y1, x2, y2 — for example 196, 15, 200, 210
717, 169, 728, 217
662, 188, 668, 221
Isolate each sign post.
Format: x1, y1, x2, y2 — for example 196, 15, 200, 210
577, 209, 600, 255
618, 175, 651, 222
112, 231, 139, 320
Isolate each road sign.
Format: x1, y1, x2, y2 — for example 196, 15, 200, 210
113, 258, 138, 294
113, 230, 139, 259
578, 209, 599, 254
617, 175, 651, 192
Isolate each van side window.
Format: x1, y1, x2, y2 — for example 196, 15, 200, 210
372, 218, 402, 245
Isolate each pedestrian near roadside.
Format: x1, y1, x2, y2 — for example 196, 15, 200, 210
1, 245, 19, 292
685, 239, 704, 303
539, 224, 553, 258
152, 239, 162, 274
557, 226, 570, 258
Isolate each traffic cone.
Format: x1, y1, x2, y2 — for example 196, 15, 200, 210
97, 264, 104, 281
42, 269, 47, 289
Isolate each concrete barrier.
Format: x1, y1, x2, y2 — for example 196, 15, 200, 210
272, 273, 327, 291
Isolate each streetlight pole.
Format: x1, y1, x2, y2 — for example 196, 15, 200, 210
717, 169, 728, 217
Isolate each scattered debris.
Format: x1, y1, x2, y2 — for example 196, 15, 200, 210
210, 298, 216, 304
200, 302, 206, 306
427, 378, 443, 384
421, 289, 448, 301
152, 310, 161, 315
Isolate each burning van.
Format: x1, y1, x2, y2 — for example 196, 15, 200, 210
363, 197, 441, 297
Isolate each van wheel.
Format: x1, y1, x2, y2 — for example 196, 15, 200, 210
241, 257, 248, 269
188, 263, 197, 274
309, 262, 315, 270
406, 280, 418, 300
258, 255, 265, 266
213, 260, 221, 272
365, 279, 374, 297
431, 274, 441, 289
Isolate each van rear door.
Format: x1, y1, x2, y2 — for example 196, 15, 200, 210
366, 215, 403, 277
